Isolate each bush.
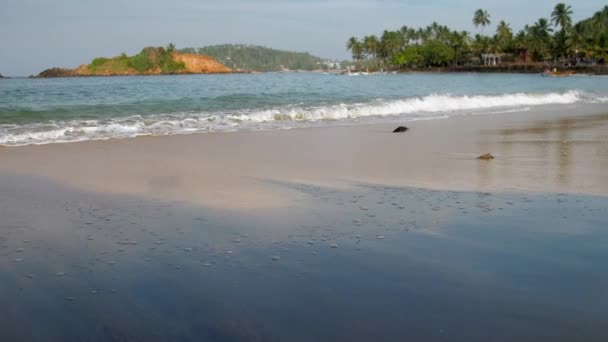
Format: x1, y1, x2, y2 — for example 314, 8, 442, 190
127, 50, 151, 73
87, 45, 187, 74
90, 57, 109, 67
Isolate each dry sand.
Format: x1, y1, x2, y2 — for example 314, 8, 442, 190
1, 105, 607, 208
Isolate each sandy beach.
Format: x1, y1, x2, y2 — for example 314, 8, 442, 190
4, 0, 608, 339
1, 104, 607, 208
2, 104, 608, 341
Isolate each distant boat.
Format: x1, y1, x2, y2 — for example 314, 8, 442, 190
542, 70, 575, 77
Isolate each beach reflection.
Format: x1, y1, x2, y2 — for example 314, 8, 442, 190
481, 112, 608, 193
2, 175, 608, 341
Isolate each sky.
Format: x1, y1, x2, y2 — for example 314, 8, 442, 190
1, 0, 605, 76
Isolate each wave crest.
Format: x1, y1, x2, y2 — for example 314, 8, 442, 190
0, 90, 597, 146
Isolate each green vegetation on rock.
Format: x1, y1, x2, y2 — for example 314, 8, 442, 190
180, 44, 343, 72
87, 45, 186, 74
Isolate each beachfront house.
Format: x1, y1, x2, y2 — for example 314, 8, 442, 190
481, 53, 501, 66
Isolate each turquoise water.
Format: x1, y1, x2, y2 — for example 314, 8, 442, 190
1, 73, 608, 145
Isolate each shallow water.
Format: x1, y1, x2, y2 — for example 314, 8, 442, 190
1, 73, 608, 145
1, 175, 607, 341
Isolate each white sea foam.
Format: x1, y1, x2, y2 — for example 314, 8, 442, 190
0, 90, 600, 146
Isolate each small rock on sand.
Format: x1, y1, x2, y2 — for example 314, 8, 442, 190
393, 126, 409, 133
477, 153, 495, 160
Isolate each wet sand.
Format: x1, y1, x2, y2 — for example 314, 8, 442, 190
2, 105, 608, 341
1, 104, 607, 209
1, 175, 607, 341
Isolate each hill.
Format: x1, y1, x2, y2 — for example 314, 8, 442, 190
34, 46, 232, 78
180, 44, 343, 72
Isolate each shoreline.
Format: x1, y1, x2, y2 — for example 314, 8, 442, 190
1, 104, 607, 208
15, 64, 608, 78
395, 64, 608, 75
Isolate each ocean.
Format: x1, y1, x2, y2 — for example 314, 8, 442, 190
1, 72, 608, 146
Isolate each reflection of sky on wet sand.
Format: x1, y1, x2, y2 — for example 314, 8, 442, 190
477, 112, 608, 193
1, 175, 608, 341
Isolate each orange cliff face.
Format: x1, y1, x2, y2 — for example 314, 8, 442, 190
172, 52, 232, 74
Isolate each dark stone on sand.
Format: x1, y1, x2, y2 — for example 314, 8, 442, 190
393, 126, 409, 133
477, 153, 495, 160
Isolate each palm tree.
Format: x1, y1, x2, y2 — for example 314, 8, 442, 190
552, 3, 573, 30
551, 4, 573, 59
473, 9, 491, 36
346, 37, 364, 62
449, 30, 470, 65
495, 20, 513, 52
167, 42, 176, 53
529, 18, 553, 60
362, 35, 380, 60
591, 32, 608, 59
592, 5, 608, 31
513, 28, 531, 62
380, 30, 404, 63
568, 23, 587, 55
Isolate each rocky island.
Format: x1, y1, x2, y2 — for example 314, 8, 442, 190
34, 45, 233, 78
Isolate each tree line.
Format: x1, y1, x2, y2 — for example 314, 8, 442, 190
346, 3, 608, 69
180, 44, 340, 72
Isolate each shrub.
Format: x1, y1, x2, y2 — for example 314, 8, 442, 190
90, 57, 109, 67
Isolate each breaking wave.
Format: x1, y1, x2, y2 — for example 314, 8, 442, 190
0, 90, 600, 146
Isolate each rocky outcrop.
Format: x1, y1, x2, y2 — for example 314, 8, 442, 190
33, 52, 233, 78
172, 53, 232, 74
34, 68, 75, 78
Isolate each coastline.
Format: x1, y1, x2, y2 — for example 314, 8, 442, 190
27, 65, 608, 78
396, 64, 608, 75
1, 104, 607, 208
2, 97, 608, 342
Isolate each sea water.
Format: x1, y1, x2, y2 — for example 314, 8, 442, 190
1, 72, 608, 145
